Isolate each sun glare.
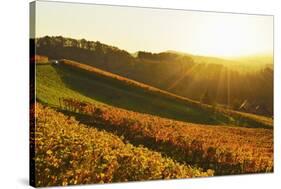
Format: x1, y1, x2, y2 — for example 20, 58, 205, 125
36, 2, 273, 58
185, 13, 273, 57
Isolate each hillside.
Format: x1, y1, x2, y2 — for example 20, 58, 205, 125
57, 99, 273, 175
36, 59, 272, 128
35, 63, 273, 179
34, 103, 212, 186
59, 59, 273, 128
36, 61, 228, 125
34, 57, 273, 184
167, 50, 273, 71
35, 36, 273, 116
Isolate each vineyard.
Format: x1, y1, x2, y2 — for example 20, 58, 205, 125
59, 98, 273, 175
36, 63, 229, 125
59, 59, 273, 129
34, 103, 212, 187
34, 58, 273, 186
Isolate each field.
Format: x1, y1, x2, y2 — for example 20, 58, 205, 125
59, 98, 273, 175
36, 62, 229, 125
34, 104, 212, 187
36, 60, 273, 128
34, 58, 273, 186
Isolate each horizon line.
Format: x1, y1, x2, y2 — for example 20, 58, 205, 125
33, 35, 273, 60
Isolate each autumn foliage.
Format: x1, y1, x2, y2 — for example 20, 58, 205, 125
60, 59, 273, 128
35, 103, 212, 187
59, 98, 273, 175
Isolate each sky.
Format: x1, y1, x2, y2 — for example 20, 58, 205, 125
35, 1, 273, 57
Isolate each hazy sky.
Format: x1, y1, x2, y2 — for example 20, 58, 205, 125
35, 1, 273, 57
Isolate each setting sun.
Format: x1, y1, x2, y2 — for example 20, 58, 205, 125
35, 2, 273, 57
187, 13, 273, 57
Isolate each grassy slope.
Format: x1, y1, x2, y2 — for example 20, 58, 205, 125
60, 59, 272, 128
36, 64, 101, 106
36, 63, 228, 125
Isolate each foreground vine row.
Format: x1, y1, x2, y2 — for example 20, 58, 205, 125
34, 103, 212, 187
60, 98, 273, 175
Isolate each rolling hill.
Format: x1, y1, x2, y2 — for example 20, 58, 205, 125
36, 36, 273, 116
36, 59, 272, 128
35, 59, 273, 179
36, 60, 228, 125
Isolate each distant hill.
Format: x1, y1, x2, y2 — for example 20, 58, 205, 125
166, 50, 273, 72
35, 36, 273, 116
231, 54, 273, 65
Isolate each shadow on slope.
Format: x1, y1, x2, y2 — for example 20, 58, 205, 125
53, 63, 228, 125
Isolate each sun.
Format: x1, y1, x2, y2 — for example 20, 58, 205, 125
183, 13, 273, 57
